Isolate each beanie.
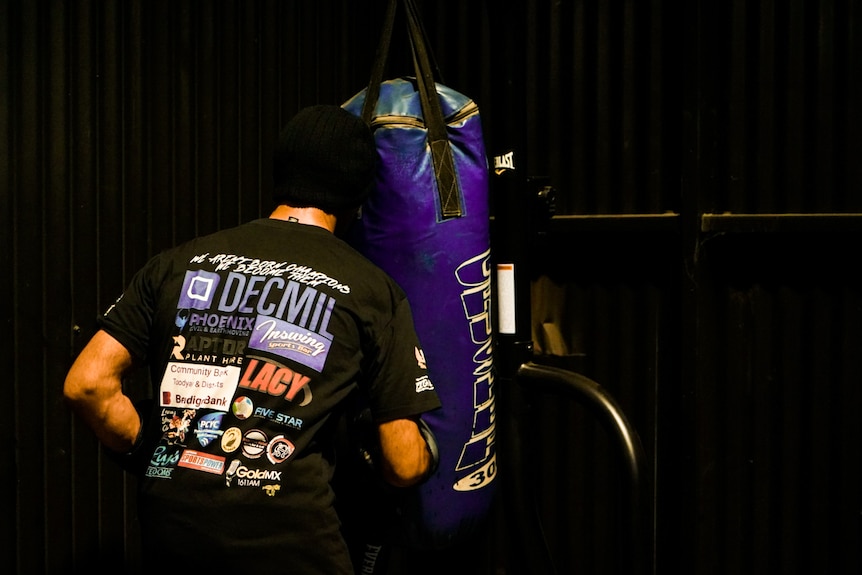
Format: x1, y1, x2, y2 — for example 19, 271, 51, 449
272, 105, 377, 213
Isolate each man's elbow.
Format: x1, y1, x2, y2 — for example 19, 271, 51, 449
63, 373, 88, 406
63, 364, 109, 417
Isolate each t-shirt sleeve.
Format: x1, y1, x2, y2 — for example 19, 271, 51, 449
364, 296, 442, 423
96, 254, 164, 362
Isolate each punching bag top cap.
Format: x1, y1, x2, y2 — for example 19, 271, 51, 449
273, 104, 377, 214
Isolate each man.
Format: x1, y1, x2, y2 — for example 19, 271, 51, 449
64, 104, 441, 572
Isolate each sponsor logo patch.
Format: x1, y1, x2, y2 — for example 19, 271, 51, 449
178, 449, 226, 475
194, 412, 225, 447
267, 435, 296, 464
221, 427, 243, 453
241, 429, 268, 459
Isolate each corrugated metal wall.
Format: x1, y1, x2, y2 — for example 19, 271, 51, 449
3, 0, 861, 574
682, 2, 862, 573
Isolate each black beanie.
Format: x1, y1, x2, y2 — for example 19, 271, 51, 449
272, 105, 377, 213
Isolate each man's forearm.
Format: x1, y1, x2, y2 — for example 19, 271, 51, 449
377, 418, 436, 487
64, 330, 142, 453
66, 381, 142, 452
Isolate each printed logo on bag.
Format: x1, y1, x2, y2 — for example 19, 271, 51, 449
452, 249, 497, 489
493, 150, 516, 175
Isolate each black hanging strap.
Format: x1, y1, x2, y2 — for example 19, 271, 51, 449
360, 0, 398, 124
361, 0, 462, 218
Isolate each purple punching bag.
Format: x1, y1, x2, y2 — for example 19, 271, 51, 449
342, 0, 497, 549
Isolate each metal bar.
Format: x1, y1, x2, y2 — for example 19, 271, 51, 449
516, 361, 653, 575
701, 212, 862, 233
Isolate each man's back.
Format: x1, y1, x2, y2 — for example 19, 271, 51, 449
64, 105, 441, 572
100, 218, 437, 571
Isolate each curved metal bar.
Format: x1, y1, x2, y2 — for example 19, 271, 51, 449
516, 361, 653, 575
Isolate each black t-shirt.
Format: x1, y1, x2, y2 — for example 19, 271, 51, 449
99, 218, 441, 572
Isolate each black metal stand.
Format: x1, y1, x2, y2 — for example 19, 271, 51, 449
514, 361, 654, 575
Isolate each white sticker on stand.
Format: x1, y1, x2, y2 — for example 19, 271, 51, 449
496, 263, 516, 335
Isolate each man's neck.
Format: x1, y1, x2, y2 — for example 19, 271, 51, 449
269, 205, 337, 232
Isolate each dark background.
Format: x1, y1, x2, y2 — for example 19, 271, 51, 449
3, 1, 861, 573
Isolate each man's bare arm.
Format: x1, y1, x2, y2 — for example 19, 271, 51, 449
64, 330, 141, 452
376, 417, 437, 487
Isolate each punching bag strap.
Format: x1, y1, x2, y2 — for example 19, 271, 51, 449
361, 0, 463, 218
404, 0, 461, 218
360, 0, 397, 124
